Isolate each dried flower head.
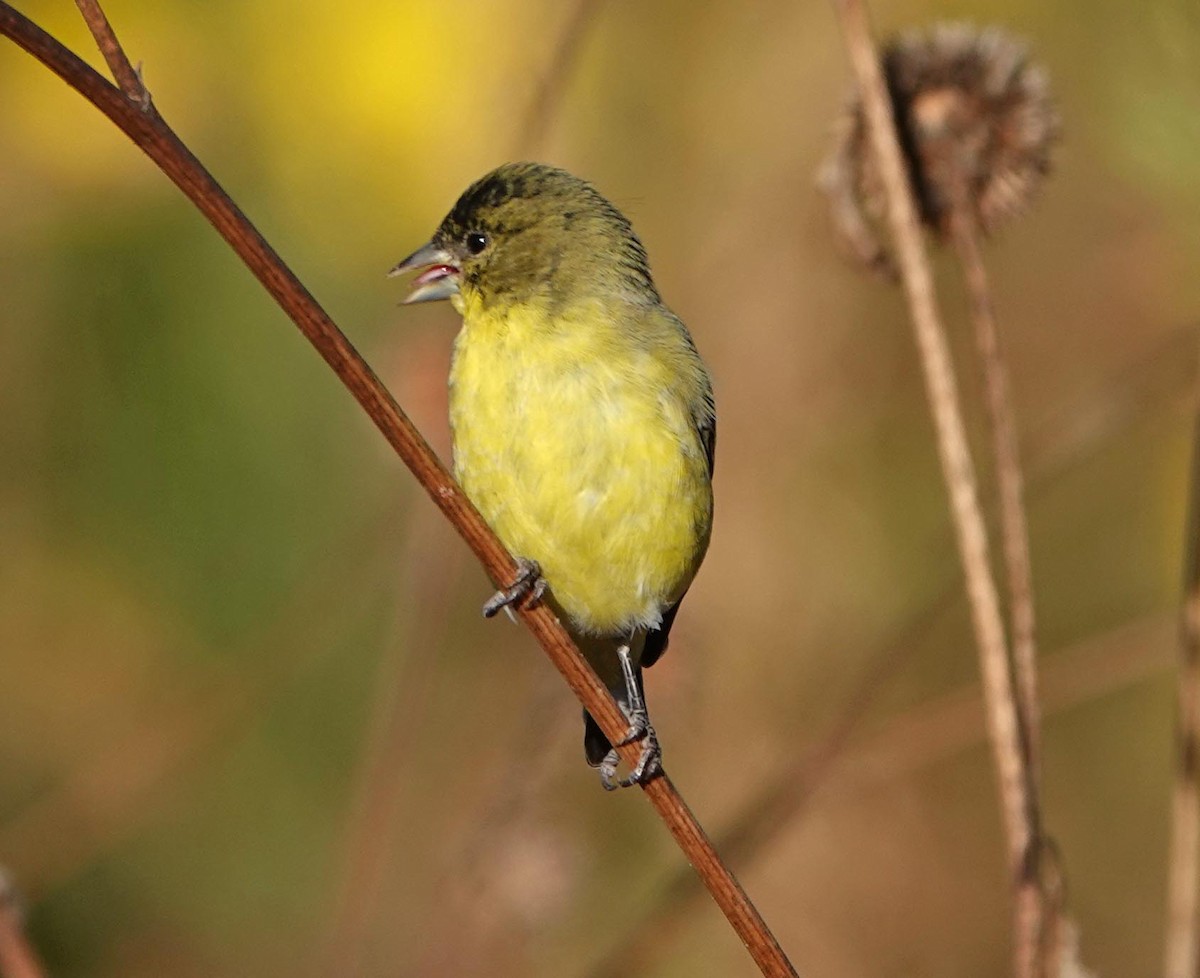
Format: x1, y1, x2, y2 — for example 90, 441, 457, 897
819, 23, 1060, 272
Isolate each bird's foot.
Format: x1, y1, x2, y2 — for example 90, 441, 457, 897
598, 642, 663, 789
598, 709, 662, 790
482, 557, 547, 618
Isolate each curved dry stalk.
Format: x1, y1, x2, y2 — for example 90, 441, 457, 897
594, 330, 1196, 976
839, 613, 1169, 791
1165, 405, 1200, 978
827, 2, 1044, 975
411, 682, 573, 976
944, 184, 1055, 976
946, 198, 1041, 772
73, 0, 147, 106
0, 5, 798, 976
517, 0, 606, 156
589, 606, 1169, 978
317, 509, 465, 977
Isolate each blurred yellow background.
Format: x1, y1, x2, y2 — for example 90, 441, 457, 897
1, 0, 1198, 975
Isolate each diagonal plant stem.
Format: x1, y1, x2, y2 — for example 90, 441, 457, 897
0, 5, 798, 976
946, 195, 1042, 773
943, 176, 1058, 976
593, 330, 1195, 977
1165, 402, 1200, 978
317, 508, 465, 977
587, 602, 1170, 977
827, 2, 1044, 976
517, 0, 606, 156
73, 0, 148, 107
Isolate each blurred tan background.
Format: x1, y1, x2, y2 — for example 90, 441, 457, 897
1, 0, 1198, 975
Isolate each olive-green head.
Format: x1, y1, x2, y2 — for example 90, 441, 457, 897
390, 162, 659, 312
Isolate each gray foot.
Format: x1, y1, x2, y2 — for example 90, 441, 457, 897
482, 557, 547, 618
598, 643, 663, 790
599, 713, 662, 790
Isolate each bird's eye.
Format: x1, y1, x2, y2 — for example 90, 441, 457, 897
465, 231, 488, 255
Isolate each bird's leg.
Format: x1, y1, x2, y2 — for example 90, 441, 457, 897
598, 643, 662, 790
482, 557, 547, 618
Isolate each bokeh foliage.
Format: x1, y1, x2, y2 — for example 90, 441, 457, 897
1, 0, 1199, 975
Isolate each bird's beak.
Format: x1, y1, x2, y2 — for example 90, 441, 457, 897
388, 241, 461, 304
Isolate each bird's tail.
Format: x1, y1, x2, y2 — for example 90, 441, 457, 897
583, 665, 644, 766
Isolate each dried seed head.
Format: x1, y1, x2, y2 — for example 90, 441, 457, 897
819, 23, 1060, 271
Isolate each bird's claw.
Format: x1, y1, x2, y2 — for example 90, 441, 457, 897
482, 557, 547, 618
598, 709, 662, 790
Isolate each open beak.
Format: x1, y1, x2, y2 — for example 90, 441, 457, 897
388, 241, 460, 304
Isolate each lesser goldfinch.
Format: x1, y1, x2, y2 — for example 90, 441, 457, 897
391, 163, 715, 788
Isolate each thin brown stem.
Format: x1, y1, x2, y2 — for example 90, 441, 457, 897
72, 0, 149, 108
596, 331, 1194, 976
948, 202, 1041, 773
0, 873, 46, 978
412, 682, 571, 976
1165, 402, 1200, 978
947, 199, 1053, 978
317, 509, 463, 977
517, 0, 605, 156
841, 613, 1169, 793
827, 2, 1042, 975
588, 606, 1168, 978
0, 5, 797, 975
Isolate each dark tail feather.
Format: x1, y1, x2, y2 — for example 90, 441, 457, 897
584, 710, 611, 766
582, 665, 644, 766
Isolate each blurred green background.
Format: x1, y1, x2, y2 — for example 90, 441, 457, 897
1, 0, 1198, 975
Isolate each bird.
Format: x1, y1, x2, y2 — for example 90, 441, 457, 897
390, 162, 715, 788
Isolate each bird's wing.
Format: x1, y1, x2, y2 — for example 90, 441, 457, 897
641, 413, 715, 670
701, 409, 716, 477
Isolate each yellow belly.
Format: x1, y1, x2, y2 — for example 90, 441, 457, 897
449, 302, 712, 637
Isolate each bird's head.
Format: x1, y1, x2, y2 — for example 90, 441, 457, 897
390, 162, 659, 314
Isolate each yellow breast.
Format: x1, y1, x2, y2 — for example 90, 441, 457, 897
449, 296, 712, 637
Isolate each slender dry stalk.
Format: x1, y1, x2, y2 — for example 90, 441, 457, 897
841, 612, 1169, 793
587, 609, 1169, 978
596, 321, 1194, 976
411, 683, 573, 976
880, 26, 1058, 971
517, 0, 606, 156
827, 3, 1043, 975
317, 508, 464, 978
1164, 405, 1200, 978
73, 0, 147, 106
0, 6, 798, 975
822, 22, 1058, 783
0, 872, 46, 978
947, 200, 1041, 770
1026, 325, 1196, 476
943, 180, 1055, 976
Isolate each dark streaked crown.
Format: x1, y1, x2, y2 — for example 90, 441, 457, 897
433, 163, 659, 306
